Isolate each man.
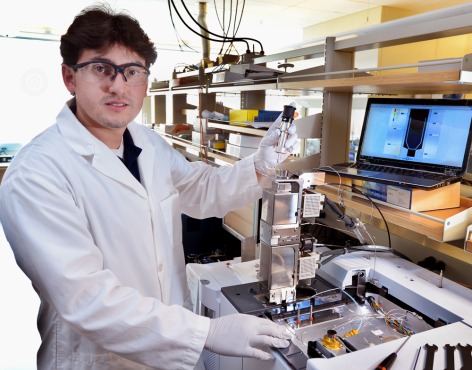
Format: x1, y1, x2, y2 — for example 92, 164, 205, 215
0, 4, 298, 370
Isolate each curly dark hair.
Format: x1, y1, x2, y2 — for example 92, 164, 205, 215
60, 3, 157, 68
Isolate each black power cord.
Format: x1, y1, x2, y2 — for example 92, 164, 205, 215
167, 0, 198, 52
319, 182, 392, 250
168, 0, 264, 54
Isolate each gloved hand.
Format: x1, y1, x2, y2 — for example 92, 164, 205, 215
204, 313, 292, 360
254, 102, 299, 174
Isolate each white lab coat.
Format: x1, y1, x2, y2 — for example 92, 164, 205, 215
0, 101, 263, 370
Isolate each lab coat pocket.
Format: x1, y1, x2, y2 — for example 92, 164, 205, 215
72, 352, 151, 370
159, 191, 183, 248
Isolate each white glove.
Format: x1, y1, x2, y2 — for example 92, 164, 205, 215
254, 102, 299, 175
204, 313, 292, 360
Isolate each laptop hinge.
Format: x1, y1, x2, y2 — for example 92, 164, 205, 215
444, 169, 458, 176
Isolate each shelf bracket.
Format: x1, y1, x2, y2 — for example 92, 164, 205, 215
460, 53, 472, 84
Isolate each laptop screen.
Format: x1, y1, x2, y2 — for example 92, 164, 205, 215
358, 98, 472, 171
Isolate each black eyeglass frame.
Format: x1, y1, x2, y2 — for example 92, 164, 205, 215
68, 60, 150, 84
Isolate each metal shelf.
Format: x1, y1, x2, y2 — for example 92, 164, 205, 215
280, 70, 472, 94
149, 69, 472, 96
207, 120, 266, 136
148, 81, 279, 96
157, 132, 239, 165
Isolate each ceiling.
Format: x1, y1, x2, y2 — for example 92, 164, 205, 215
189, 0, 472, 29
1, 0, 471, 55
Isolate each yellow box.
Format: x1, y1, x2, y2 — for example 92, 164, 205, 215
229, 109, 258, 123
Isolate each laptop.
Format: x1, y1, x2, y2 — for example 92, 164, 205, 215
321, 97, 472, 189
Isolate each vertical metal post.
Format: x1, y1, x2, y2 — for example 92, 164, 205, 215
153, 95, 166, 124
321, 37, 354, 166
241, 90, 265, 110
172, 94, 187, 124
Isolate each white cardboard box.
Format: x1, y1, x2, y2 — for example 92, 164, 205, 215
225, 142, 257, 158
191, 131, 215, 146
228, 133, 262, 148
155, 124, 175, 134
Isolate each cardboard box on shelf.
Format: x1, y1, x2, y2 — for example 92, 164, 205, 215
255, 110, 282, 122
228, 133, 262, 148
353, 180, 460, 212
324, 174, 353, 187
192, 131, 215, 146
319, 181, 472, 242
193, 117, 221, 134
424, 197, 472, 242
155, 124, 175, 134
225, 142, 257, 158
208, 139, 226, 150
323, 174, 460, 212
229, 109, 258, 123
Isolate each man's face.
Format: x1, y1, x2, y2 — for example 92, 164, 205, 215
62, 44, 148, 131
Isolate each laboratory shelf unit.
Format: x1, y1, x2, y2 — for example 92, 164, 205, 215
144, 3, 472, 285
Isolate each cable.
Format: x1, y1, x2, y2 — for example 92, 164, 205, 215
215, 0, 231, 57
220, 0, 246, 57
305, 287, 365, 331
167, 0, 199, 52
226, 0, 234, 42
367, 296, 414, 336
169, 0, 258, 53
231, 0, 245, 42
319, 182, 392, 250
341, 289, 364, 331
318, 180, 391, 283
213, 0, 225, 32
323, 196, 367, 245
179, 0, 262, 53
223, 0, 251, 55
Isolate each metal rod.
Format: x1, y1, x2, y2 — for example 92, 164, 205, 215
277, 58, 462, 82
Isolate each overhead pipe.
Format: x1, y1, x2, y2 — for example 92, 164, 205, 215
197, 2, 211, 66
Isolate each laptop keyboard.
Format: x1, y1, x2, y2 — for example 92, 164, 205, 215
349, 163, 449, 180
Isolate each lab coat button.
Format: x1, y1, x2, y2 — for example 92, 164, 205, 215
158, 263, 164, 272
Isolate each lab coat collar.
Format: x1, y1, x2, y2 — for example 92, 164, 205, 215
56, 100, 150, 198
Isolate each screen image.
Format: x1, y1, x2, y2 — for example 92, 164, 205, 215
359, 102, 472, 168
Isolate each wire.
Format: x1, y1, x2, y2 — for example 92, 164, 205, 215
220, 0, 245, 56
231, 0, 245, 43
219, 0, 246, 57
167, 0, 199, 52
303, 287, 366, 333
226, 0, 234, 44
317, 181, 392, 250
302, 173, 392, 283
367, 296, 414, 336
341, 289, 364, 331
213, 0, 225, 32
169, 0, 260, 53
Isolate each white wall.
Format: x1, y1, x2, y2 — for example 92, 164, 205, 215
0, 37, 60, 370
1, 37, 70, 144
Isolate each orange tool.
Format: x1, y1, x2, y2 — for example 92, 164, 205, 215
374, 335, 412, 370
